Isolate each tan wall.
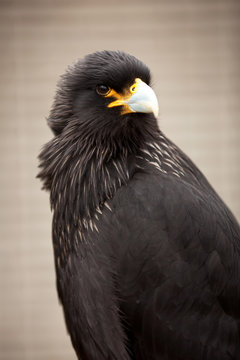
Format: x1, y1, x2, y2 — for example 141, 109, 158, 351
0, 0, 239, 359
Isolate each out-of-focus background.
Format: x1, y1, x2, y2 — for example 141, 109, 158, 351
0, 0, 239, 359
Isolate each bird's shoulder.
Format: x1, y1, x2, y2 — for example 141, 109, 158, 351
107, 169, 240, 308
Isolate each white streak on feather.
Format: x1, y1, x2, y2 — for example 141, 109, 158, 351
89, 219, 93, 231
104, 202, 112, 212
94, 223, 99, 233
141, 148, 152, 157
96, 206, 102, 214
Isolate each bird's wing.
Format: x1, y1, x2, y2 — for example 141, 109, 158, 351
53, 216, 131, 360
106, 172, 240, 359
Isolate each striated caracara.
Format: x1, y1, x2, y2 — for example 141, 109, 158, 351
38, 50, 240, 360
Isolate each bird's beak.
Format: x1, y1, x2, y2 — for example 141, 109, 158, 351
107, 78, 159, 118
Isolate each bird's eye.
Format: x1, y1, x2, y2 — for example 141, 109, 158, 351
96, 85, 110, 96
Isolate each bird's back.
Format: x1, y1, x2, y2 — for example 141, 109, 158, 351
102, 142, 240, 360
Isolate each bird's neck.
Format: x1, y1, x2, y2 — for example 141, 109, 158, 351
38, 134, 148, 247
38, 129, 202, 259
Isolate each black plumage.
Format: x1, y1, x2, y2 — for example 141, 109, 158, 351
38, 50, 240, 360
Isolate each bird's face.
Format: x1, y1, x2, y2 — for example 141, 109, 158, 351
97, 77, 158, 118
49, 51, 159, 143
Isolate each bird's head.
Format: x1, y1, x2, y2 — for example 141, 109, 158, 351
48, 51, 159, 150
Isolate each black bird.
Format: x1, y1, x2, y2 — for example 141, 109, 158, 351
38, 50, 240, 360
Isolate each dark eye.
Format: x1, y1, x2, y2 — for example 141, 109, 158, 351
96, 84, 110, 96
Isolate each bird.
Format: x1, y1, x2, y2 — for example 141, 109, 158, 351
38, 50, 240, 360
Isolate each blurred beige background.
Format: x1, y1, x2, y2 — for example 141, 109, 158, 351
0, 0, 239, 359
